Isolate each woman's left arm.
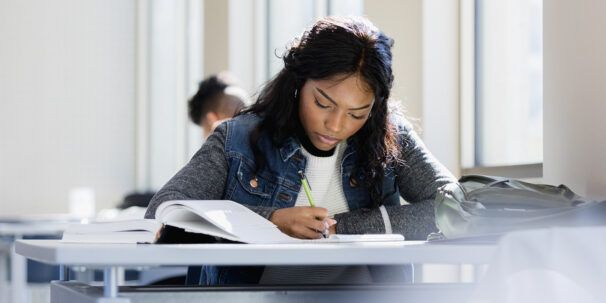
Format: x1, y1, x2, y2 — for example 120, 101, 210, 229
394, 123, 456, 202
333, 201, 436, 240
333, 122, 456, 240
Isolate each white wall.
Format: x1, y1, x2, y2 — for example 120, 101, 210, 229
365, 0, 423, 124
366, 0, 460, 176
543, 0, 606, 199
421, 0, 460, 176
203, 0, 229, 78
228, 0, 268, 94
141, 0, 205, 190
0, 0, 136, 214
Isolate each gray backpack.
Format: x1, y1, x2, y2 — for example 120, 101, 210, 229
434, 175, 606, 239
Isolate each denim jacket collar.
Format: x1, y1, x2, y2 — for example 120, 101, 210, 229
279, 133, 360, 163
278, 136, 303, 162
342, 137, 357, 163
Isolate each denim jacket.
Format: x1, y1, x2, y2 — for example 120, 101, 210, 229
204, 114, 404, 284
223, 114, 401, 212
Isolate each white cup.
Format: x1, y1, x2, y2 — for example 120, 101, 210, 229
68, 187, 96, 218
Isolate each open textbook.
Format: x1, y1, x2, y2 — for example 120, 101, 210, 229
61, 200, 404, 244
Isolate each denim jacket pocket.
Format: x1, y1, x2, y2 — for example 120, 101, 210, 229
232, 158, 276, 206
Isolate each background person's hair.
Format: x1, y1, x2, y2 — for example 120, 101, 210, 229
188, 72, 246, 125
241, 16, 403, 206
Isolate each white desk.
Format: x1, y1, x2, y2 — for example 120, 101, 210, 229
17, 240, 496, 266
16, 239, 497, 303
0, 216, 76, 303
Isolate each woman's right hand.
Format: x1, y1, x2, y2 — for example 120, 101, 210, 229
269, 206, 336, 239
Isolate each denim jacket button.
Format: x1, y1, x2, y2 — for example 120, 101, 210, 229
249, 177, 259, 188
349, 177, 358, 187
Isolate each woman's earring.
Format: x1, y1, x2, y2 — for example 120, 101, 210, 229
294, 89, 298, 99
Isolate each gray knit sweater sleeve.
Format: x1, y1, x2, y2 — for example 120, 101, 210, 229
333, 124, 456, 240
144, 123, 277, 220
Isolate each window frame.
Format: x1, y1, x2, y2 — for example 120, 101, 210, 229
459, 0, 542, 179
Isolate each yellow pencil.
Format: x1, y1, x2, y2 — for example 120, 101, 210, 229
298, 170, 316, 207
298, 170, 329, 238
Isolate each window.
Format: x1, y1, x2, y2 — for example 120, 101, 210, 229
266, 0, 316, 77
462, 0, 543, 169
266, 0, 364, 79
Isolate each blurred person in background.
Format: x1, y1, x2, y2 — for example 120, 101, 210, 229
188, 71, 250, 139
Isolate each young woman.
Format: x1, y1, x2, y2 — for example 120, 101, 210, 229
145, 16, 455, 285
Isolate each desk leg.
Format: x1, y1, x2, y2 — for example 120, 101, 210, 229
117, 267, 125, 286
59, 265, 69, 281
103, 267, 119, 298
11, 234, 27, 303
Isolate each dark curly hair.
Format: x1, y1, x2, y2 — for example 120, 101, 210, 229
188, 72, 245, 125
241, 16, 403, 206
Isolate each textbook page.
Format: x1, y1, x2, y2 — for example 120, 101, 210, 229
61, 219, 162, 243
156, 200, 405, 244
63, 219, 161, 234
156, 200, 292, 244
62, 231, 157, 244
